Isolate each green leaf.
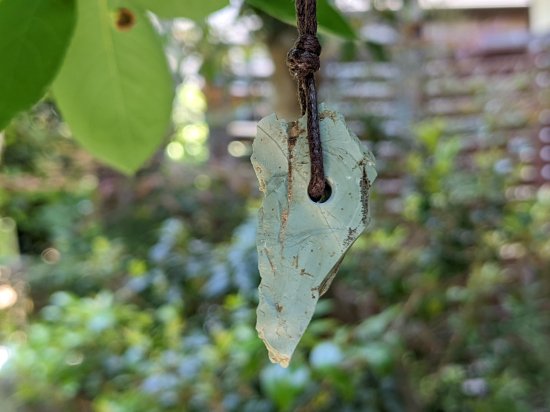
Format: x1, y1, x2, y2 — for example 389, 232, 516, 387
52, 0, 174, 174
131, 0, 228, 20
0, 0, 76, 130
244, 0, 356, 40
316, 0, 356, 39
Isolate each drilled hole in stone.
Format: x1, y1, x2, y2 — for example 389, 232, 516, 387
309, 181, 332, 203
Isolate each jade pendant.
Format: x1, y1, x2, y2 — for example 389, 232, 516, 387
251, 104, 376, 367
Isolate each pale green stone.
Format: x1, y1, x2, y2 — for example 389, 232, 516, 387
251, 104, 377, 367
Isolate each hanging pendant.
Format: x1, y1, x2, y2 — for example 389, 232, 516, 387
251, 103, 377, 367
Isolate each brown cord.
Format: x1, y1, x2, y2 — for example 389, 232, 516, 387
287, 0, 326, 201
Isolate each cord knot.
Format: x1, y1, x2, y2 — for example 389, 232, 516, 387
286, 34, 321, 79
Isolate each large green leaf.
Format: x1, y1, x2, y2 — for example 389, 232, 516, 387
244, 0, 356, 40
0, 0, 76, 130
131, 0, 228, 20
53, 0, 174, 174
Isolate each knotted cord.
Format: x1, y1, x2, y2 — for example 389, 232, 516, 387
286, 0, 326, 201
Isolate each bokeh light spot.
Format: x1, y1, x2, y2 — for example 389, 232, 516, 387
166, 142, 185, 160
0, 346, 10, 370
0, 285, 17, 310
41, 248, 61, 264
181, 124, 208, 144
227, 141, 248, 157
194, 174, 212, 190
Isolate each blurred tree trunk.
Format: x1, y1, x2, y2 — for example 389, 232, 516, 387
265, 28, 301, 121
205, 16, 300, 166
395, 0, 424, 138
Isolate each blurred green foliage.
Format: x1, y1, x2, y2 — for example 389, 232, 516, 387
1, 108, 550, 412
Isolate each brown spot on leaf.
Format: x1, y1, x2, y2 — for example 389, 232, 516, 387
275, 303, 283, 313
115, 8, 136, 31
